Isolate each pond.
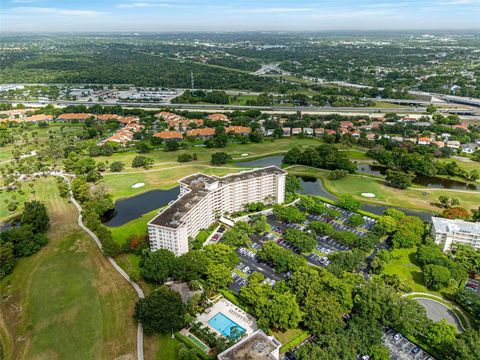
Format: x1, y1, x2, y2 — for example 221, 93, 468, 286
103, 187, 180, 227
298, 176, 433, 221
235, 156, 434, 220
0, 218, 21, 233
235, 155, 284, 168
356, 164, 479, 191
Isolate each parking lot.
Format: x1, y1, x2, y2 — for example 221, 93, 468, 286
465, 278, 480, 296
383, 329, 434, 360
229, 246, 285, 293
226, 202, 377, 292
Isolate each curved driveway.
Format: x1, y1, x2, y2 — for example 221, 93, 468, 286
414, 297, 464, 332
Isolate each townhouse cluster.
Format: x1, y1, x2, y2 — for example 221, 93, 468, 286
0, 108, 53, 123
270, 117, 385, 141
271, 115, 478, 152
153, 111, 251, 141
98, 115, 144, 144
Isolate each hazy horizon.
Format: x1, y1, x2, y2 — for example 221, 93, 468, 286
1, 0, 480, 32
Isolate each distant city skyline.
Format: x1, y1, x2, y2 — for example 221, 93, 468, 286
1, 0, 480, 32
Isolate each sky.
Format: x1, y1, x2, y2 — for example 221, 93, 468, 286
1, 0, 480, 32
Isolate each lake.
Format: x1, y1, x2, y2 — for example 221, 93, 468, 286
103, 187, 180, 227
356, 164, 479, 190
298, 176, 433, 221
235, 155, 284, 168
235, 155, 434, 219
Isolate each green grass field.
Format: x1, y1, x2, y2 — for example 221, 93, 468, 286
288, 166, 480, 213
108, 207, 163, 245
103, 164, 246, 200
98, 138, 321, 169
382, 247, 429, 293
0, 178, 138, 359
156, 335, 181, 360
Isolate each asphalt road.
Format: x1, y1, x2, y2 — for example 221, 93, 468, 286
415, 298, 463, 332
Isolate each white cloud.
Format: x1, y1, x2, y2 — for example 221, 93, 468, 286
11, 7, 103, 16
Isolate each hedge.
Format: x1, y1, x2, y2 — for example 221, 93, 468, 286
174, 332, 214, 360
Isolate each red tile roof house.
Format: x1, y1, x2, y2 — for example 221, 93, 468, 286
24, 114, 53, 123
417, 137, 432, 145
0, 108, 35, 119
366, 133, 376, 141
207, 113, 230, 122
339, 121, 354, 128
225, 126, 251, 135
169, 119, 204, 132
154, 131, 183, 141
351, 130, 361, 138
97, 114, 122, 121
291, 127, 302, 135
186, 128, 215, 139
155, 111, 185, 123
57, 113, 95, 122
326, 129, 337, 136
452, 124, 469, 132
314, 128, 325, 137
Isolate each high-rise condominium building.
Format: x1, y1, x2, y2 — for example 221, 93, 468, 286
431, 216, 480, 252
147, 166, 286, 255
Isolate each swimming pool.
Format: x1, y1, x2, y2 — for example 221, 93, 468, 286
208, 312, 246, 338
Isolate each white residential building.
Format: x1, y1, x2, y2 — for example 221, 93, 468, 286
431, 217, 480, 252
148, 166, 286, 255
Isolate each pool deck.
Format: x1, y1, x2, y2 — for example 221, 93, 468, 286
196, 298, 257, 338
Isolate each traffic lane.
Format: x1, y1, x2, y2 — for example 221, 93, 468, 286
236, 252, 284, 282
230, 272, 248, 293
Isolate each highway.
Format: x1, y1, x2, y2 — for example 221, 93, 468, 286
3, 98, 480, 117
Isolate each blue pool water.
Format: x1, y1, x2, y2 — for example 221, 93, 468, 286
208, 312, 246, 337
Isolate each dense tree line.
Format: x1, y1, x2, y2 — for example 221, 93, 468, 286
0, 201, 49, 278
283, 145, 356, 173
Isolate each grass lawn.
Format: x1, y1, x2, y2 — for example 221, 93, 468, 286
156, 335, 181, 360
273, 328, 309, 353
107, 207, 163, 245
103, 164, 246, 200
229, 94, 258, 105
0, 178, 138, 359
382, 247, 430, 293
342, 150, 371, 160
0, 180, 38, 222
97, 137, 321, 169
288, 166, 480, 213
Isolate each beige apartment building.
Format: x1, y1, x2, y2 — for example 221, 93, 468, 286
431, 217, 480, 252
148, 166, 286, 255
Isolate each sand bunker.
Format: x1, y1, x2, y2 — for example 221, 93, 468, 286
241, 153, 249, 157
361, 192, 376, 198
131, 183, 145, 189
